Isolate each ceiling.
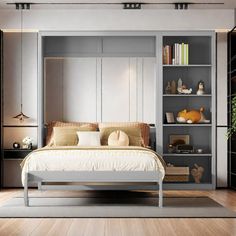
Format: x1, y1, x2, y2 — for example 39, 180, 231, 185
1, 0, 236, 10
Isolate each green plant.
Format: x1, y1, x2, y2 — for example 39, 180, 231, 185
227, 95, 236, 139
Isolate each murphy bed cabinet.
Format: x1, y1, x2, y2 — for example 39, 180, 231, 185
1, 31, 216, 189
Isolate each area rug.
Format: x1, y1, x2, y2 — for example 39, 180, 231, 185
0, 191, 235, 218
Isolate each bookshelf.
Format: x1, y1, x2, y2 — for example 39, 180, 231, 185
158, 32, 216, 190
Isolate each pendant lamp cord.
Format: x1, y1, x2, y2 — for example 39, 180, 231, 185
20, 7, 23, 113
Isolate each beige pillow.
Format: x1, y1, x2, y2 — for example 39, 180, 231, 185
108, 130, 129, 146
46, 121, 98, 145
98, 122, 150, 147
100, 127, 142, 146
77, 131, 101, 146
52, 126, 96, 146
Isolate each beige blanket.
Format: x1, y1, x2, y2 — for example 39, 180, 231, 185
21, 146, 165, 184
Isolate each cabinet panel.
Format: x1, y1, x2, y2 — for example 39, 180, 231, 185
45, 59, 63, 122
216, 33, 227, 126
3, 160, 23, 187
3, 32, 38, 125
63, 58, 97, 122
142, 58, 156, 124
102, 57, 130, 122
217, 127, 228, 187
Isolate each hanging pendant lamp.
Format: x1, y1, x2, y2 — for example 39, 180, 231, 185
13, 3, 30, 122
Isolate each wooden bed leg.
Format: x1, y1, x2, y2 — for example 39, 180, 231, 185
159, 180, 163, 208
24, 172, 29, 207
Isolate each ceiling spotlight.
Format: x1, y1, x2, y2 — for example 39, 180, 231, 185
123, 2, 142, 10
15, 2, 31, 10
174, 2, 189, 10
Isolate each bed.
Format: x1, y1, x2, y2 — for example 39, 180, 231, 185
21, 122, 165, 207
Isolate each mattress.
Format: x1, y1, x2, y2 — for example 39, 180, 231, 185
21, 146, 165, 184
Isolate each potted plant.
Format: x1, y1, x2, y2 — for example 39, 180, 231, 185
227, 96, 236, 138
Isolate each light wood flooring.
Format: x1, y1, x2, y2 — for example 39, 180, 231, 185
0, 189, 235, 236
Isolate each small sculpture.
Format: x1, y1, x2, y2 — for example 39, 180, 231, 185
177, 78, 183, 92
170, 80, 177, 94
22, 136, 33, 149
165, 82, 171, 94
191, 164, 204, 183
197, 80, 205, 95
177, 107, 208, 124
177, 78, 192, 94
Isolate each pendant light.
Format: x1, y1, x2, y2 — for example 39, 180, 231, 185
13, 3, 31, 122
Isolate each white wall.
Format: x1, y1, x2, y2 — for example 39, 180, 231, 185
0, 9, 234, 31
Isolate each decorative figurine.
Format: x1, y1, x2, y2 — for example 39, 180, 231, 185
165, 81, 171, 94
170, 80, 177, 94
197, 80, 205, 95
177, 78, 183, 92
177, 78, 192, 94
191, 164, 204, 183
13, 142, 20, 149
177, 107, 208, 124
22, 136, 33, 149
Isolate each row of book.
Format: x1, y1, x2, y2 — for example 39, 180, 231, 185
163, 43, 189, 65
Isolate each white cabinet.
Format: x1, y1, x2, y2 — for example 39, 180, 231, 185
102, 57, 130, 122
45, 57, 156, 124
63, 58, 98, 122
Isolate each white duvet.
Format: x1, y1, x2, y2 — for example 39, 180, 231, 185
21, 146, 165, 184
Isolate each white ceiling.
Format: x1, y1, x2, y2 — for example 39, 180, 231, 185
1, 0, 236, 10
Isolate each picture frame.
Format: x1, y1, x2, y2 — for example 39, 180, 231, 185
166, 112, 175, 123
169, 134, 190, 146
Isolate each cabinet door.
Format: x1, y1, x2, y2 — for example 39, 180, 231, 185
217, 127, 228, 187
63, 58, 98, 122
3, 160, 23, 187
102, 58, 130, 122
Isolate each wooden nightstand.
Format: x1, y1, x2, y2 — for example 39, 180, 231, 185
3, 149, 35, 187
3, 149, 34, 160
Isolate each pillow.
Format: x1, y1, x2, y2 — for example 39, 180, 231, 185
46, 121, 98, 146
98, 122, 150, 147
52, 126, 96, 146
77, 131, 101, 146
108, 130, 129, 146
100, 126, 142, 146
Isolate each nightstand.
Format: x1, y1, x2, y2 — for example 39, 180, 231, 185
3, 149, 34, 160
3, 149, 35, 187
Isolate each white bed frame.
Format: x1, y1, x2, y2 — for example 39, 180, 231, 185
24, 171, 163, 207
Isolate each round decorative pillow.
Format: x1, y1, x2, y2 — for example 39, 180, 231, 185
108, 130, 129, 146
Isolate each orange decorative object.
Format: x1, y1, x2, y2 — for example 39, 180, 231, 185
177, 107, 206, 124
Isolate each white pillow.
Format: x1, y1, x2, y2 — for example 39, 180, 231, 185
77, 131, 101, 146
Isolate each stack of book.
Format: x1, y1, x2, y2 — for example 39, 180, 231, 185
163, 43, 189, 65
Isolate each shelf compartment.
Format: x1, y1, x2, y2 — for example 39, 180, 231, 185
163, 66, 212, 94
163, 96, 212, 122
163, 36, 212, 65
163, 155, 212, 183
163, 126, 212, 154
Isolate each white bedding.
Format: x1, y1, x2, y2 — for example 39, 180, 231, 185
21, 146, 165, 184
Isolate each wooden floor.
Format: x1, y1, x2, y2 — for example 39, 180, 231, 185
0, 189, 236, 236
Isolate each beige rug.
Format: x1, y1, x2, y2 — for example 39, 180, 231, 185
0, 191, 235, 218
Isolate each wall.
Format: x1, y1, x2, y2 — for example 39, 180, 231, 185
0, 9, 234, 31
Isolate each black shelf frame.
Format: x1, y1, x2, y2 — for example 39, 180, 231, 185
228, 26, 236, 189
